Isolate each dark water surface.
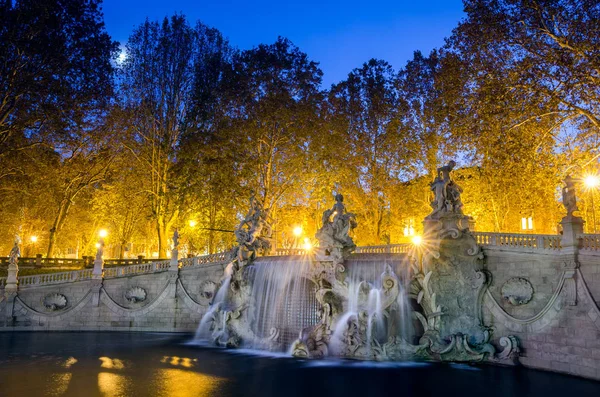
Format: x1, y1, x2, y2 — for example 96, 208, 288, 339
0, 332, 598, 397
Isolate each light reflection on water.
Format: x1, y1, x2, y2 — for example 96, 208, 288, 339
0, 333, 598, 397
151, 369, 225, 397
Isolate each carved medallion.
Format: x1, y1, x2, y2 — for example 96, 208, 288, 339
501, 277, 534, 305
124, 286, 147, 303
43, 293, 68, 311
200, 281, 217, 300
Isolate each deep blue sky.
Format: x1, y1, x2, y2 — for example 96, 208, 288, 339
102, 0, 465, 88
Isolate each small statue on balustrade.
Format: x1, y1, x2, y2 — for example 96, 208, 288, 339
8, 235, 21, 268
562, 175, 579, 218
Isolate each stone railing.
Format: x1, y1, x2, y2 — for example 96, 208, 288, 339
473, 232, 562, 252
354, 244, 411, 254
0, 277, 6, 289
18, 269, 95, 288
103, 260, 170, 279
179, 251, 234, 268
578, 234, 600, 251
273, 248, 310, 256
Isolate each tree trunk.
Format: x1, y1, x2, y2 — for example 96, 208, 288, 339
157, 219, 168, 259
47, 198, 71, 257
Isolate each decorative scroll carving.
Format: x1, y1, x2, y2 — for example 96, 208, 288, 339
501, 277, 534, 306
43, 293, 68, 311
124, 286, 147, 303
200, 281, 218, 300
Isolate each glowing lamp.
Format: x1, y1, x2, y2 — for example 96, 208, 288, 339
189, 220, 197, 228
293, 226, 303, 237
585, 175, 600, 189
302, 238, 313, 251
412, 235, 423, 246
98, 229, 108, 238
30, 236, 38, 243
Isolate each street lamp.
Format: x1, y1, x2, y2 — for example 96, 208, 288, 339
411, 235, 423, 246
584, 175, 599, 233
188, 220, 197, 228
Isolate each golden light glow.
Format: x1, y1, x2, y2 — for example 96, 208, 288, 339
188, 220, 197, 228
584, 175, 600, 189
302, 238, 313, 251
411, 235, 423, 246
98, 229, 108, 238
154, 368, 225, 397
293, 226, 303, 237
95, 243, 101, 249
30, 235, 38, 243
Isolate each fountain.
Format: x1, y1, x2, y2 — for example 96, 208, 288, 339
195, 163, 520, 364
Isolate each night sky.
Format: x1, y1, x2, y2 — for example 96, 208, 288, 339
102, 0, 465, 87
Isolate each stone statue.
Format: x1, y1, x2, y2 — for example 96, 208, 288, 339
8, 235, 21, 268
315, 193, 357, 260
562, 175, 578, 217
235, 193, 273, 262
172, 229, 180, 250
428, 160, 464, 219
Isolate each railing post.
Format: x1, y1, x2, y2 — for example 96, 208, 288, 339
35, 253, 42, 268
138, 255, 144, 264
536, 235, 545, 250
489, 234, 497, 246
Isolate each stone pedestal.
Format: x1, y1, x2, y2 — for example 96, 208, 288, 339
5, 263, 18, 295
169, 248, 179, 272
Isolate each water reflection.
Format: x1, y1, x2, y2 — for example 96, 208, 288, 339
98, 372, 130, 396
152, 369, 225, 397
0, 333, 598, 397
47, 373, 72, 396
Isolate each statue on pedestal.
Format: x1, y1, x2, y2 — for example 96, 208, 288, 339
562, 175, 578, 218
235, 193, 273, 263
428, 160, 464, 219
315, 193, 357, 260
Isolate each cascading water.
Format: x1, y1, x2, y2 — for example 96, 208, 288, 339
246, 256, 319, 351
330, 255, 413, 357
195, 262, 234, 342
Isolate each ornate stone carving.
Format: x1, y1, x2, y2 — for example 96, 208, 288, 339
234, 193, 273, 265
501, 277, 534, 306
200, 281, 218, 300
43, 293, 68, 311
315, 193, 357, 262
124, 286, 147, 303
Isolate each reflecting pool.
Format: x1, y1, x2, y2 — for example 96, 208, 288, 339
0, 333, 597, 397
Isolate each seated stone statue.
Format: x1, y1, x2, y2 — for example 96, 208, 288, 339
235, 194, 273, 262
316, 193, 357, 255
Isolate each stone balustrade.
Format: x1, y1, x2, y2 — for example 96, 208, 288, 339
354, 244, 411, 254
473, 232, 562, 252
179, 251, 234, 268
103, 260, 171, 279
18, 269, 95, 288
579, 234, 600, 251
273, 248, 310, 256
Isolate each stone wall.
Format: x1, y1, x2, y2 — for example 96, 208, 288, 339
0, 262, 228, 332
482, 248, 600, 380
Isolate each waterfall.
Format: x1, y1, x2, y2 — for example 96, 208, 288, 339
330, 255, 413, 357
195, 263, 234, 341
246, 256, 318, 351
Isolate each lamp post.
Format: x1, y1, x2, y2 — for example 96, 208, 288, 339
584, 175, 599, 233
